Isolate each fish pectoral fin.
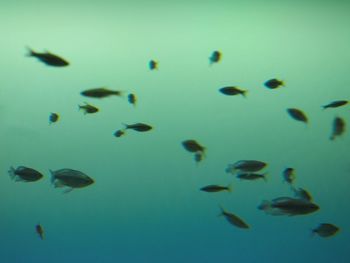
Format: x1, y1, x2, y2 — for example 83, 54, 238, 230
54, 180, 65, 188
63, 188, 74, 194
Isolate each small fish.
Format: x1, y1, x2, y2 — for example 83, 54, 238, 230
264, 78, 284, 89
258, 197, 319, 216
81, 88, 122, 98
8, 166, 43, 182
149, 60, 158, 70
79, 103, 99, 114
182, 140, 205, 153
209, 50, 221, 65
287, 108, 308, 123
200, 184, 231, 193
219, 86, 247, 97
27, 47, 69, 67
128, 93, 137, 106
291, 186, 312, 201
124, 123, 152, 132
49, 113, 59, 124
114, 129, 125, 138
36, 224, 44, 240
330, 117, 345, 140
219, 206, 249, 229
322, 100, 348, 109
237, 173, 267, 181
283, 168, 295, 184
50, 168, 94, 193
226, 160, 267, 174
312, 223, 339, 238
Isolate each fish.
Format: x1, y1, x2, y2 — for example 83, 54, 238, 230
27, 47, 69, 67
149, 60, 158, 70
8, 166, 43, 182
124, 123, 153, 132
282, 167, 295, 184
237, 173, 267, 182
226, 160, 267, 174
287, 108, 308, 123
291, 186, 312, 201
49, 113, 59, 124
209, 50, 221, 65
219, 86, 247, 97
114, 129, 125, 138
79, 103, 99, 114
50, 168, 94, 193
200, 184, 231, 193
219, 206, 249, 229
194, 152, 205, 163
312, 223, 339, 238
322, 100, 348, 109
330, 116, 345, 140
258, 197, 319, 216
264, 78, 284, 89
36, 224, 44, 240
81, 88, 122, 98
182, 140, 206, 153
128, 93, 137, 106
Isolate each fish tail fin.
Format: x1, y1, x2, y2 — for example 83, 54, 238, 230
122, 123, 129, 129
49, 170, 56, 184
227, 183, 233, 192
8, 166, 16, 179
310, 229, 316, 238
241, 90, 248, 98
262, 173, 268, 182
218, 205, 226, 217
257, 200, 271, 211
25, 46, 35, 57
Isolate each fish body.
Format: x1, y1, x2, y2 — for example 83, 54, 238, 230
79, 103, 99, 114
219, 86, 247, 97
209, 50, 221, 65
322, 100, 348, 109
220, 207, 249, 229
237, 173, 267, 181
287, 108, 308, 123
264, 78, 284, 89
330, 117, 345, 140
258, 197, 319, 216
128, 93, 136, 106
27, 47, 69, 67
36, 224, 44, 240
200, 184, 231, 192
149, 60, 158, 70
8, 166, 43, 182
81, 88, 122, 98
182, 140, 205, 153
283, 168, 295, 184
49, 113, 59, 124
226, 160, 267, 174
50, 168, 94, 192
312, 223, 339, 237
124, 123, 152, 132
114, 129, 125, 138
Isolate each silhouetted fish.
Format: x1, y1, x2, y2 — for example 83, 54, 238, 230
287, 108, 308, 123
81, 88, 122, 98
49, 113, 59, 124
330, 116, 345, 140
200, 184, 231, 193
219, 86, 247, 97
312, 223, 339, 238
8, 166, 43, 182
219, 206, 249, 229
36, 224, 44, 240
79, 103, 99, 114
27, 47, 69, 67
322, 100, 348, 109
50, 168, 94, 193
149, 60, 158, 70
209, 50, 221, 65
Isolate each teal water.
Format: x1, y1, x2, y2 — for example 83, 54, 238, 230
1, 0, 349, 262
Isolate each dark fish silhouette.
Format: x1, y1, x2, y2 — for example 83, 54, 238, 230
291, 187, 312, 201
182, 140, 205, 153
27, 47, 69, 67
81, 88, 122, 98
149, 60, 158, 70
50, 168, 94, 193
312, 223, 339, 238
226, 160, 267, 174
219, 86, 247, 97
200, 184, 231, 193
264, 78, 284, 89
237, 173, 267, 182
209, 50, 221, 65
49, 113, 59, 124
128, 93, 137, 106
36, 224, 44, 240
79, 103, 99, 114
219, 206, 249, 229
124, 123, 152, 132
287, 108, 308, 123
330, 116, 345, 140
258, 197, 319, 216
322, 100, 348, 109
114, 129, 125, 138
8, 166, 43, 182
282, 168, 295, 184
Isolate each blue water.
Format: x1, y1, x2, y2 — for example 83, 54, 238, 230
1, 1, 349, 262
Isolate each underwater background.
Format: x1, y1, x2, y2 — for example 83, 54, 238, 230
1, 0, 349, 262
